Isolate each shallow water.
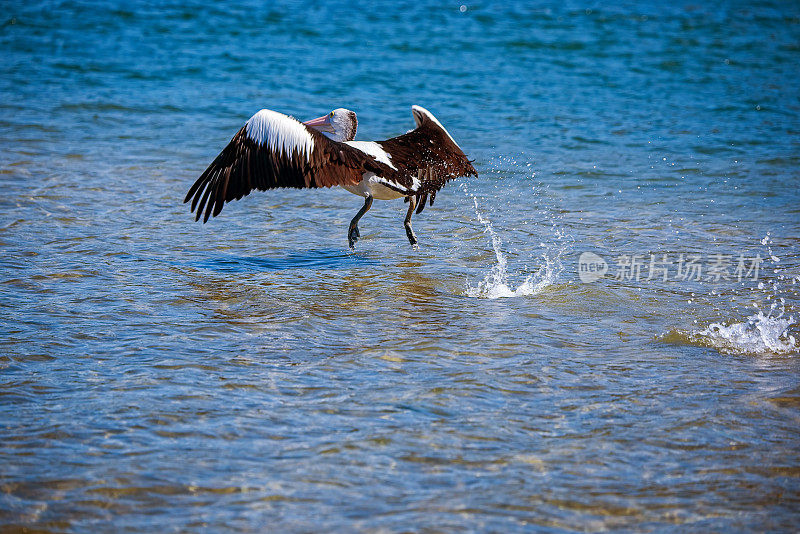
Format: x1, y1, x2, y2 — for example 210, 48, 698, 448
2, 1, 800, 531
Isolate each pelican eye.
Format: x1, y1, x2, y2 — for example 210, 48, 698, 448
329, 111, 335, 118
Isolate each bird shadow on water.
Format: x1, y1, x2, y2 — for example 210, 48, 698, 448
192, 248, 380, 273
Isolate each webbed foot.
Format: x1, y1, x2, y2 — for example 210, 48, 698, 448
348, 224, 360, 249
348, 194, 373, 250
405, 225, 418, 247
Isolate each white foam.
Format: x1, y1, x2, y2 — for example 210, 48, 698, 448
691, 304, 798, 355
462, 184, 562, 299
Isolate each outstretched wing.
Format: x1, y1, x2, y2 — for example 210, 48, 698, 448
376, 105, 477, 212
184, 109, 395, 222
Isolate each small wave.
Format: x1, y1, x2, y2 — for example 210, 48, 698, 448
670, 305, 798, 356
693, 310, 798, 355
664, 232, 799, 356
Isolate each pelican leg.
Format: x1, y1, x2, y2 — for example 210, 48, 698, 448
348, 194, 373, 249
404, 195, 418, 247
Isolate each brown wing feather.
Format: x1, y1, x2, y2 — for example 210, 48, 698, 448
376, 115, 477, 212
185, 119, 395, 222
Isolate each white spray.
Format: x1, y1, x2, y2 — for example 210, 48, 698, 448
460, 183, 565, 299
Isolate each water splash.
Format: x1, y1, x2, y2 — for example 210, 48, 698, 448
461, 184, 564, 299
667, 233, 799, 356
688, 303, 798, 355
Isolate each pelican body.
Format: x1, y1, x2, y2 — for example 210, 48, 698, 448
184, 105, 477, 248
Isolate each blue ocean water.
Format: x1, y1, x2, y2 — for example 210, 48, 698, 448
2, 1, 800, 531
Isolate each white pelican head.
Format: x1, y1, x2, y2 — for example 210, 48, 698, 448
303, 108, 358, 142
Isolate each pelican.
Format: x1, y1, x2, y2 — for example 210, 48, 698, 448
184, 105, 477, 248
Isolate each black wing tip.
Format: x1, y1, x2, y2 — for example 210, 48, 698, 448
186, 187, 215, 223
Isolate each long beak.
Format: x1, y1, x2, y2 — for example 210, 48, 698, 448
303, 114, 335, 133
